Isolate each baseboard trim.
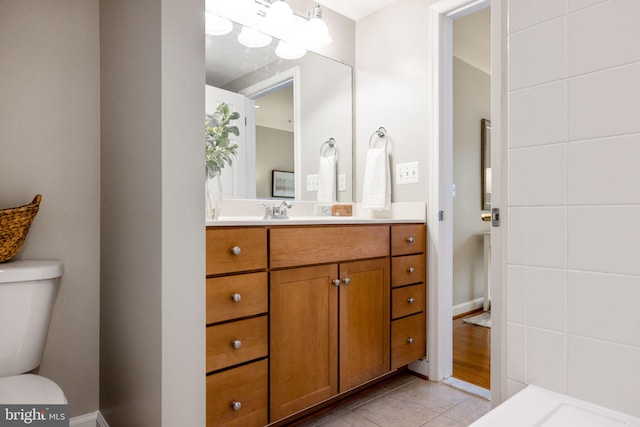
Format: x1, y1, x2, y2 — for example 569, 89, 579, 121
70, 410, 108, 427
96, 412, 109, 427
452, 297, 484, 318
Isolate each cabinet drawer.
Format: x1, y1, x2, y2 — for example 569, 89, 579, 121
391, 224, 425, 256
392, 284, 425, 319
270, 225, 389, 268
206, 272, 268, 324
206, 316, 268, 373
391, 253, 425, 288
206, 227, 267, 275
206, 359, 268, 427
391, 312, 425, 370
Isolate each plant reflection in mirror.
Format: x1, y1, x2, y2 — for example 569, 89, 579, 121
205, 102, 240, 177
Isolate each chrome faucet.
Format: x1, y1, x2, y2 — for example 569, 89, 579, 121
261, 201, 292, 220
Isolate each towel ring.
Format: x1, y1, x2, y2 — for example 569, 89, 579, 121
320, 137, 337, 157
369, 127, 388, 150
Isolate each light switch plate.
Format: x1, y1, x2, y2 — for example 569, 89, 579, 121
396, 161, 419, 184
307, 174, 319, 191
338, 174, 346, 191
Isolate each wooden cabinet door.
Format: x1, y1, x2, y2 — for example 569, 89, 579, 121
270, 264, 339, 421
339, 258, 390, 391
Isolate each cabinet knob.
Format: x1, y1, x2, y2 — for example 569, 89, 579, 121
231, 401, 242, 411
407, 267, 415, 273
231, 339, 242, 349
407, 236, 414, 243
231, 293, 242, 303
231, 246, 242, 256
332, 279, 341, 287
342, 277, 351, 285
407, 338, 414, 344
408, 298, 415, 304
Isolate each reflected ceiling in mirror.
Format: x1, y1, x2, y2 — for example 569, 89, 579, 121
205, 19, 353, 203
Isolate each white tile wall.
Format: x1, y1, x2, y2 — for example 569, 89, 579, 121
568, 271, 640, 347
527, 0, 566, 26
568, 336, 640, 417
568, 63, 640, 141
526, 207, 566, 269
567, 0, 607, 13
526, 267, 566, 332
568, 206, 640, 275
568, 135, 640, 205
507, 323, 527, 382
526, 81, 567, 146
526, 18, 567, 86
507, 265, 527, 324
507, 0, 640, 417
526, 328, 567, 393
526, 144, 566, 206
568, 0, 640, 76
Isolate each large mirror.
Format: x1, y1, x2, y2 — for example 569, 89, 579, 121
205, 19, 353, 202
480, 118, 491, 211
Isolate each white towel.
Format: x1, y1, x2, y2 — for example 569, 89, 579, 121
317, 154, 336, 203
362, 146, 391, 209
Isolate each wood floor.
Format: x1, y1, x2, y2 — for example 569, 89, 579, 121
452, 310, 491, 390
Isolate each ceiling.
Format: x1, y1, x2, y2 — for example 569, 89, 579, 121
315, 0, 398, 21
315, 0, 491, 74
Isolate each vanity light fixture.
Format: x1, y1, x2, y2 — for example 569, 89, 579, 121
305, 5, 332, 46
207, 0, 332, 50
275, 40, 307, 60
265, 0, 295, 34
238, 25, 272, 48
205, 12, 233, 36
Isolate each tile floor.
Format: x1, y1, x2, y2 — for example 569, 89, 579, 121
296, 374, 491, 427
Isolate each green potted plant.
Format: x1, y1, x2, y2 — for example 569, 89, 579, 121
205, 102, 240, 220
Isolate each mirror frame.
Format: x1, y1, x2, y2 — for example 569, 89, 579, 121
481, 118, 492, 211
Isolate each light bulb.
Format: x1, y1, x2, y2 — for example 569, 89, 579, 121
238, 26, 272, 48
275, 40, 307, 60
305, 5, 332, 46
266, 0, 295, 35
205, 12, 233, 36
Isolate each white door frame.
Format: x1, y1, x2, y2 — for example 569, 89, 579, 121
240, 67, 302, 200
427, 0, 505, 404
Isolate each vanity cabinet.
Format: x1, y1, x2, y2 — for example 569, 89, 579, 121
269, 255, 390, 421
206, 223, 425, 426
205, 227, 268, 427
390, 224, 426, 369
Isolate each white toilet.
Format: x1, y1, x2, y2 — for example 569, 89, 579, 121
0, 260, 67, 404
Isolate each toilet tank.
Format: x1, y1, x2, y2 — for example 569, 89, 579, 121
0, 260, 63, 376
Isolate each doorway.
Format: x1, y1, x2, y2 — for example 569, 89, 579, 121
450, 5, 491, 391
427, 0, 504, 404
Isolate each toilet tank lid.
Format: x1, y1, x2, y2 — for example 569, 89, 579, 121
0, 260, 64, 283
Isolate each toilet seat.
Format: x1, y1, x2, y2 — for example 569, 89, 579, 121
0, 374, 67, 404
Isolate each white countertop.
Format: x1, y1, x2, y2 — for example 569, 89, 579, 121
205, 200, 427, 226
207, 216, 424, 226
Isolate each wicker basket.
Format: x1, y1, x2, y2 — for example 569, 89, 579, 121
0, 194, 42, 263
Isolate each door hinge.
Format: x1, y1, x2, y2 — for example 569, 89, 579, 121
492, 208, 500, 227
439, 210, 444, 222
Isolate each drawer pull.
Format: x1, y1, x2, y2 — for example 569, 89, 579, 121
332, 279, 341, 287
231, 246, 242, 256
231, 293, 242, 303
407, 267, 415, 273
231, 401, 242, 411
342, 277, 351, 285
407, 236, 414, 243
231, 339, 242, 349
408, 297, 415, 304
407, 338, 414, 344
